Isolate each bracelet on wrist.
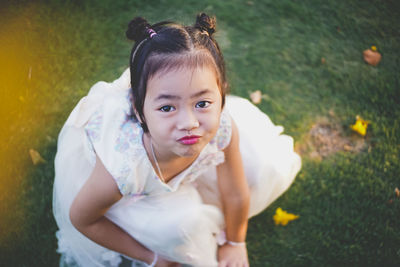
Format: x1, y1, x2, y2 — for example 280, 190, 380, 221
226, 240, 246, 247
148, 252, 158, 267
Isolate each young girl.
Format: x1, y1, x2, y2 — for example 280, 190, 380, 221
53, 13, 301, 267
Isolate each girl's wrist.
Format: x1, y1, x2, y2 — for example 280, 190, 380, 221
226, 240, 246, 247
148, 252, 158, 267
139, 250, 157, 266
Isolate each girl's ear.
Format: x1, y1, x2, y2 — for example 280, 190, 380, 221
131, 98, 148, 132
132, 105, 143, 124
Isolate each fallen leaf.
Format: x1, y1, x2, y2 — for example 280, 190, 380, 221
273, 207, 299, 226
321, 57, 326, 64
350, 115, 369, 136
395, 187, 400, 198
343, 144, 352, 151
29, 149, 46, 165
250, 90, 262, 104
363, 49, 381, 66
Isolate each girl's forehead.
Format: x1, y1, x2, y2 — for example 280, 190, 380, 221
150, 65, 218, 82
150, 66, 218, 87
146, 66, 221, 98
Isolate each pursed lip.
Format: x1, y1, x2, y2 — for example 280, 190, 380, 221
177, 135, 201, 145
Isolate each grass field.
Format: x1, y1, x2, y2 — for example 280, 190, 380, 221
0, 0, 399, 266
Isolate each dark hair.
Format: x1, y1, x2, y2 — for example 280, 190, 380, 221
126, 13, 228, 132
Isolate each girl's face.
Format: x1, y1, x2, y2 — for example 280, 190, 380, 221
143, 66, 222, 159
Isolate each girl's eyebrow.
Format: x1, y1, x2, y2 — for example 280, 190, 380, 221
191, 89, 212, 98
155, 94, 180, 101
154, 89, 212, 101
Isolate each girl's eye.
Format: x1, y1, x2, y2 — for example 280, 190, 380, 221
195, 101, 211, 108
159, 105, 175, 112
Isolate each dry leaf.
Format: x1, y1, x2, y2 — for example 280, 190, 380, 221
250, 90, 262, 104
363, 49, 382, 66
343, 144, 352, 151
395, 187, 400, 198
321, 57, 326, 64
29, 149, 46, 165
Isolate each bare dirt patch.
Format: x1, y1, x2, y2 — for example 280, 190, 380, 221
295, 114, 368, 160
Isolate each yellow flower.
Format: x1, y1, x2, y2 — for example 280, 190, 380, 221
273, 207, 299, 226
350, 115, 370, 136
371, 45, 377, 51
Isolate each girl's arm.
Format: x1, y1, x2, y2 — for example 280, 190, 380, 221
216, 119, 250, 266
69, 154, 156, 265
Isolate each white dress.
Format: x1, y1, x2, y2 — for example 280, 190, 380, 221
53, 69, 301, 267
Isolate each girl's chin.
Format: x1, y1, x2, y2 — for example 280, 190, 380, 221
175, 143, 205, 158
176, 148, 201, 158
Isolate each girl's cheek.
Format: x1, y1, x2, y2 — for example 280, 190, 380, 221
210, 115, 222, 132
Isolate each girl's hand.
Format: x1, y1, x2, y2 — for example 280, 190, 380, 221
218, 244, 249, 267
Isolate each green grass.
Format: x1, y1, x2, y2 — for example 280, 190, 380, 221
0, 0, 399, 266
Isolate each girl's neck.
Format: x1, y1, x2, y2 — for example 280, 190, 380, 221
143, 133, 198, 182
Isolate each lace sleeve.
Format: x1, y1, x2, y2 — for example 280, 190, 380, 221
211, 108, 232, 150
84, 90, 142, 196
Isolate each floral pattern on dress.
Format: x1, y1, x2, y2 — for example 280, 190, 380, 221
114, 114, 142, 153
113, 162, 135, 195
210, 109, 232, 150
85, 109, 103, 143
125, 186, 149, 204
184, 149, 226, 183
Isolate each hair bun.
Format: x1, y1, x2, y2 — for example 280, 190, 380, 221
126, 17, 151, 42
195, 13, 216, 36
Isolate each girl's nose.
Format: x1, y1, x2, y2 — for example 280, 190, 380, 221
177, 109, 199, 131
